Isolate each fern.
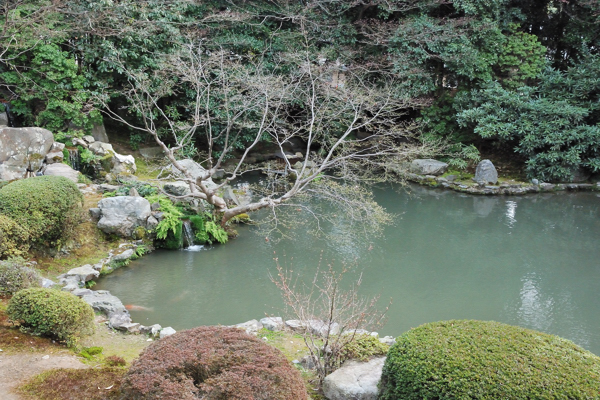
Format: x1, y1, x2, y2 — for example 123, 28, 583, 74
146, 195, 183, 240
205, 221, 228, 244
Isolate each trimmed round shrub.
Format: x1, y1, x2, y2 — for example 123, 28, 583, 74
0, 215, 30, 258
379, 320, 600, 399
0, 257, 40, 297
7, 288, 95, 346
120, 326, 308, 400
0, 176, 83, 246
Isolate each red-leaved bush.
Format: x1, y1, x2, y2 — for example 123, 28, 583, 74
119, 326, 308, 400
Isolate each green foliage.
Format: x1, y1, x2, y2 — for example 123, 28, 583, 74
0, 176, 83, 247
145, 195, 183, 240
129, 245, 149, 260
338, 334, 389, 362
457, 54, 600, 181
0, 215, 30, 259
79, 148, 98, 165
379, 320, 600, 400
7, 288, 95, 346
0, 257, 40, 298
79, 346, 103, 360
190, 214, 228, 245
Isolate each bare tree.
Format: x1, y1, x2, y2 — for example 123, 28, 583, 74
270, 256, 390, 383
98, 31, 438, 233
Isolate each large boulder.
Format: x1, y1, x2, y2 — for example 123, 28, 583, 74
97, 196, 151, 237
81, 290, 127, 316
170, 159, 217, 190
323, 357, 386, 400
91, 122, 109, 143
61, 264, 100, 283
88, 141, 136, 177
0, 127, 54, 180
163, 181, 191, 197
474, 159, 498, 184
409, 159, 448, 176
43, 163, 80, 182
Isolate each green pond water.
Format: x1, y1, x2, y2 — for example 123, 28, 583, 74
96, 185, 600, 355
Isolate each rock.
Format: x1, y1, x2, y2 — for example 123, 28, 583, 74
61, 278, 81, 292
379, 336, 396, 346
0, 112, 8, 126
212, 169, 226, 180
50, 142, 65, 152
0, 127, 55, 180
409, 159, 448, 176
163, 181, 191, 197
160, 327, 176, 338
112, 249, 134, 262
45, 150, 64, 164
40, 278, 57, 288
308, 320, 340, 337
111, 152, 137, 175
117, 323, 141, 333
43, 163, 80, 182
98, 184, 120, 193
342, 329, 371, 336
285, 320, 306, 332
474, 160, 498, 184
72, 137, 88, 148
109, 311, 133, 330
71, 288, 93, 297
129, 187, 140, 197
89, 208, 101, 221
150, 202, 160, 211
82, 135, 95, 144
260, 317, 284, 331
91, 122, 109, 143
234, 319, 263, 335
97, 196, 152, 237
531, 178, 539, 185
89, 141, 114, 157
146, 215, 159, 230
170, 159, 217, 189
64, 265, 100, 283
140, 324, 162, 338
300, 355, 317, 370
568, 167, 591, 183
322, 357, 386, 400
81, 290, 127, 315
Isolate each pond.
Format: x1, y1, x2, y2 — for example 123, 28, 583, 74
95, 185, 600, 355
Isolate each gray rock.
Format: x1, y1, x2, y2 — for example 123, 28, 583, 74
43, 163, 80, 182
109, 311, 133, 330
260, 317, 284, 331
146, 215, 159, 230
170, 159, 217, 190
82, 135, 95, 144
82, 290, 127, 315
0, 127, 55, 180
64, 265, 99, 283
0, 112, 8, 127
71, 288, 93, 297
111, 152, 137, 175
474, 160, 498, 184
409, 159, 448, 176
40, 278, 57, 288
342, 329, 370, 336
322, 357, 386, 400
45, 150, 64, 164
72, 137, 88, 148
118, 323, 141, 333
129, 187, 139, 197
97, 196, 151, 237
50, 142, 65, 152
98, 184, 120, 193
139, 147, 164, 160
89, 208, 102, 221
568, 167, 591, 183
212, 169, 226, 180
61, 277, 82, 292
163, 181, 191, 197
150, 202, 160, 211
531, 178, 539, 185
308, 320, 340, 337
112, 249, 134, 262
300, 355, 317, 370
160, 327, 176, 338
91, 122, 109, 143
89, 142, 114, 157
234, 319, 263, 335
379, 336, 396, 346
140, 324, 162, 338
285, 320, 306, 332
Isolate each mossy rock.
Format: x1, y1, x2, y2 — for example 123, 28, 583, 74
379, 320, 600, 400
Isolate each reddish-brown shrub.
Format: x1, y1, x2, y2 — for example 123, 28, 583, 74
119, 326, 308, 400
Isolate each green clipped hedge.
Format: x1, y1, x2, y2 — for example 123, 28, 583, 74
0, 257, 40, 298
7, 288, 95, 346
0, 176, 83, 247
0, 215, 30, 258
379, 320, 600, 400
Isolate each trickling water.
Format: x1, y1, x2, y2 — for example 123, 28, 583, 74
67, 148, 81, 171
182, 220, 195, 248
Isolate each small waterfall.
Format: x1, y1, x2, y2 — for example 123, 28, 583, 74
182, 220, 194, 248
67, 148, 81, 171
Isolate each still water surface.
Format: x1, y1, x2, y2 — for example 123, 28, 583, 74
96, 185, 600, 354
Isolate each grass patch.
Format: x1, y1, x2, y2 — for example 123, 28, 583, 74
19, 367, 126, 400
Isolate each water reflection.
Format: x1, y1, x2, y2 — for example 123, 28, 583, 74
505, 200, 517, 227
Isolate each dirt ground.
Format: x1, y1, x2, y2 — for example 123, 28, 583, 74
0, 351, 87, 400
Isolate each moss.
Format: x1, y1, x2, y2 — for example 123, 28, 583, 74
0, 215, 30, 258
379, 320, 600, 400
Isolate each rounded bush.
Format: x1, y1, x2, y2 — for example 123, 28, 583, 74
0, 257, 40, 297
120, 326, 308, 400
379, 320, 600, 399
0, 176, 83, 246
7, 288, 95, 346
0, 215, 30, 258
